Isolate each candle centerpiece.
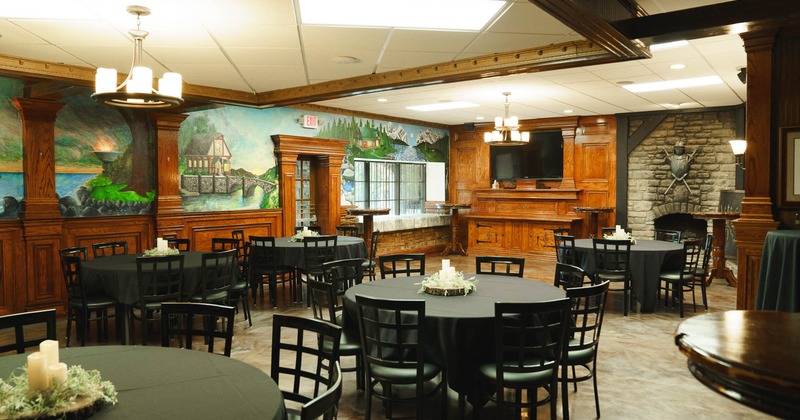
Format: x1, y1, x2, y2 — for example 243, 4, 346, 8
603, 225, 636, 244
142, 237, 180, 256
289, 226, 319, 242
416, 259, 478, 296
0, 340, 117, 419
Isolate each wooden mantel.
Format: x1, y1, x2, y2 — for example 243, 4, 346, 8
271, 134, 349, 237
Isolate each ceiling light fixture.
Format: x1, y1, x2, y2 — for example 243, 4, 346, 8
484, 92, 529, 146
91, 6, 183, 109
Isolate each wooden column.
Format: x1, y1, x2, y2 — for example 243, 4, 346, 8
276, 152, 299, 238
12, 98, 66, 311
733, 29, 780, 310
150, 112, 189, 239
316, 154, 345, 236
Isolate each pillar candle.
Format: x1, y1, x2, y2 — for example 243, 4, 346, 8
157, 238, 167, 251
48, 362, 68, 386
442, 259, 450, 270
39, 339, 59, 367
27, 352, 50, 393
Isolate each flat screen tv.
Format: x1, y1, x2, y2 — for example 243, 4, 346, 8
490, 130, 564, 180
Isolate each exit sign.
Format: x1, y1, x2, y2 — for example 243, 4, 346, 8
301, 115, 318, 129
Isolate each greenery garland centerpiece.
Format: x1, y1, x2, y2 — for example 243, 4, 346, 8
416, 259, 477, 297
0, 365, 117, 420
603, 226, 637, 244
142, 247, 180, 257
289, 227, 319, 242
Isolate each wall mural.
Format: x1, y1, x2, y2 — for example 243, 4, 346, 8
0, 78, 23, 219
178, 106, 449, 213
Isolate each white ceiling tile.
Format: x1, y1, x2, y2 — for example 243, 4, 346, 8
465, 32, 566, 55
208, 25, 300, 49
385, 29, 479, 53
226, 48, 304, 67
300, 26, 389, 50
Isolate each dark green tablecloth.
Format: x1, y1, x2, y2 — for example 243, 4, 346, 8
0, 346, 286, 420
574, 238, 684, 312
756, 230, 800, 311
342, 275, 565, 407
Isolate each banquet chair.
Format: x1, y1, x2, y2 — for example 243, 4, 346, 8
299, 361, 342, 420
554, 234, 577, 265
601, 227, 632, 236
0, 309, 56, 355
160, 302, 235, 357
476, 298, 571, 420
591, 238, 633, 316
211, 237, 239, 253
654, 229, 682, 243
249, 236, 295, 308
361, 230, 380, 281
475, 255, 525, 277
189, 249, 237, 305
308, 278, 364, 390
212, 237, 250, 324
659, 238, 702, 318
554, 262, 592, 290
231, 229, 245, 265
300, 235, 338, 305
60, 245, 88, 261
92, 240, 128, 258
271, 314, 342, 420
378, 253, 426, 278
60, 250, 118, 347
695, 234, 713, 309
335, 225, 359, 237
134, 254, 185, 345
561, 281, 610, 419
355, 295, 447, 420
167, 238, 191, 251
295, 225, 323, 234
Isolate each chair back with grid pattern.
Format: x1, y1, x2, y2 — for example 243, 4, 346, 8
92, 241, 128, 258
335, 225, 359, 237
303, 235, 338, 279
554, 262, 591, 289
196, 249, 237, 303
378, 253, 425, 278
554, 234, 577, 265
160, 302, 235, 356
654, 229, 682, 243
0, 309, 57, 355
475, 255, 525, 277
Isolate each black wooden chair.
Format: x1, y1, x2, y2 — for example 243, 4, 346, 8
355, 295, 447, 420
271, 314, 342, 420
134, 254, 184, 345
554, 233, 577, 265
0, 309, 57, 355
167, 238, 191, 251
92, 241, 128, 258
335, 225, 359, 237
361, 230, 380, 281
60, 248, 118, 347
231, 229, 245, 266
592, 238, 633, 316
299, 235, 338, 305
654, 229, 682, 243
250, 236, 295, 308
378, 253, 425, 278
476, 298, 571, 419
561, 281, 610, 419
189, 249, 237, 305
160, 302, 235, 357
212, 237, 250, 325
659, 238, 702, 317
554, 262, 592, 289
475, 255, 525, 277
695, 234, 714, 309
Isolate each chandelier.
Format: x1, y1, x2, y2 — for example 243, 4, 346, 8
484, 92, 530, 146
91, 6, 184, 109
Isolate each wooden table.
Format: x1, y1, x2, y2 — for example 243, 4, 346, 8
347, 208, 389, 252
691, 211, 740, 286
675, 311, 800, 418
574, 206, 614, 238
437, 203, 470, 256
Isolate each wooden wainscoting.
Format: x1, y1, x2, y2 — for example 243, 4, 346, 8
183, 209, 283, 252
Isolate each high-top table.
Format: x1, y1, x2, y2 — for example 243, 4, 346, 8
691, 211, 740, 286
573, 238, 683, 312
346, 208, 390, 252
675, 311, 800, 418
342, 275, 565, 408
574, 206, 614, 238
0, 345, 287, 420
437, 203, 470, 256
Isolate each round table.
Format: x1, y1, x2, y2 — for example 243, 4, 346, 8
342, 275, 565, 407
273, 235, 367, 269
675, 311, 800, 418
755, 229, 800, 311
0, 345, 286, 420
573, 238, 683, 312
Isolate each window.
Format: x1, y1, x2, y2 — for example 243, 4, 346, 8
296, 159, 316, 225
354, 159, 426, 215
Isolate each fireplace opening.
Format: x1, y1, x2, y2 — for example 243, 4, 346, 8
654, 213, 707, 243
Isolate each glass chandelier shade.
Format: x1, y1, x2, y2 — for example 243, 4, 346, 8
484, 92, 529, 146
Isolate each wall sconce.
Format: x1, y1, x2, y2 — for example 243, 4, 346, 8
729, 139, 746, 170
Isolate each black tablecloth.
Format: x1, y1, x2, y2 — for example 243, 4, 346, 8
756, 230, 800, 311
342, 275, 565, 407
574, 239, 683, 312
274, 236, 367, 269
0, 346, 286, 420
80, 252, 207, 305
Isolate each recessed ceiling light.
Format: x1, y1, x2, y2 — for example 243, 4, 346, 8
670, 63, 686, 70
406, 101, 479, 112
650, 40, 689, 51
622, 75, 723, 93
299, 0, 504, 31
332, 56, 360, 64
563, 109, 574, 114
475, 116, 485, 121
376, 98, 388, 103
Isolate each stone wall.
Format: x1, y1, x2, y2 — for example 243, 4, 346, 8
377, 226, 449, 255
627, 110, 738, 239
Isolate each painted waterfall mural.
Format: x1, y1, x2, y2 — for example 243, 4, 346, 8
178, 106, 449, 213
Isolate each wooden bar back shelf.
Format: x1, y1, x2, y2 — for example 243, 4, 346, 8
573, 206, 614, 238
691, 211, 740, 286
437, 203, 471, 256
347, 208, 390, 252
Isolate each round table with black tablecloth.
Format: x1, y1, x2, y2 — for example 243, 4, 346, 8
342, 275, 565, 408
755, 230, 800, 311
273, 235, 367, 269
0, 345, 287, 420
573, 238, 683, 313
